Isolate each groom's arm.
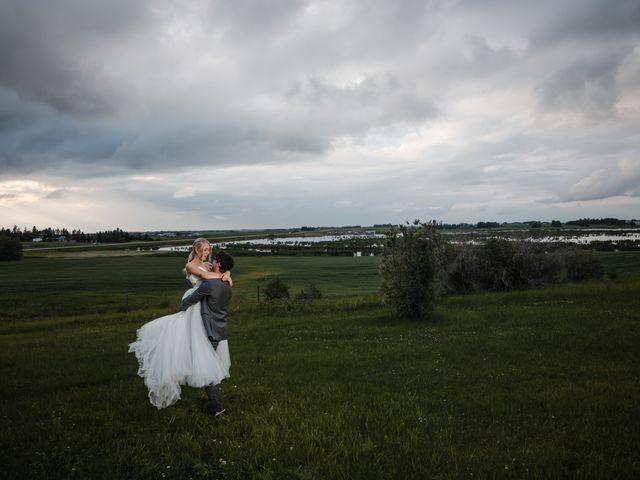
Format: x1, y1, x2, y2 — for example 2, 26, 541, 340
180, 281, 212, 311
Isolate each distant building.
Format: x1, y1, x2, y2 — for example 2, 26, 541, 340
32, 237, 43, 242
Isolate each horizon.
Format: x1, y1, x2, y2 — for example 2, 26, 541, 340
4, 216, 640, 237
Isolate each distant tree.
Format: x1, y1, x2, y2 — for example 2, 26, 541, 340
566, 218, 591, 227
380, 220, 445, 320
551, 220, 562, 228
0, 235, 22, 261
476, 221, 500, 229
529, 221, 542, 229
263, 277, 290, 301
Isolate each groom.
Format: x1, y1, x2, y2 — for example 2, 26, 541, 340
180, 250, 235, 416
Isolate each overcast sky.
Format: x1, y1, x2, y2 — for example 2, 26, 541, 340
1, 0, 639, 231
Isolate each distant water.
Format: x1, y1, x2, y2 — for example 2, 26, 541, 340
224, 234, 384, 245
158, 234, 384, 251
526, 232, 640, 244
158, 231, 640, 252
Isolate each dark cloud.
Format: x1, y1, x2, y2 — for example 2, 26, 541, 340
1, 0, 639, 228
537, 47, 632, 118
532, 0, 640, 45
0, 0, 156, 116
0, 88, 123, 173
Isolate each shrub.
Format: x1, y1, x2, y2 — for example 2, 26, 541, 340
559, 248, 604, 281
379, 220, 445, 320
263, 277, 290, 301
479, 238, 519, 291
515, 244, 562, 287
444, 243, 483, 294
0, 235, 22, 261
445, 239, 562, 294
295, 283, 322, 301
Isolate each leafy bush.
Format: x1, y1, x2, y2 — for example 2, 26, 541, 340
379, 220, 445, 320
482, 239, 562, 291
295, 283, 323, 301
559, 248, 604, 281
513, 243, 562, 288
479, 238, 519, 291
444, 243, 483, 293
0, 235, 22, 261
263, 277, 290, 301
445, 239, 562, 294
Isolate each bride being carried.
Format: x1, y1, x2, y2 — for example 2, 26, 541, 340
128, 238, 234, 412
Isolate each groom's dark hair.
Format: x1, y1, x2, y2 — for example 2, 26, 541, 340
215, 250, 234, 273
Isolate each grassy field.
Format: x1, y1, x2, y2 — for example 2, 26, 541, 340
0, 255, 381, 319
595, 251, 640, 275
1, 254, 639, 478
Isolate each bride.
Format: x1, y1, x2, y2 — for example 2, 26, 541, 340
128, 238, 233, 409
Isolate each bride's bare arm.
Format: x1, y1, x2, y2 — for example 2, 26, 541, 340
185, 262, 233, 286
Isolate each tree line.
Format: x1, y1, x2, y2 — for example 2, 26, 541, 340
565, 218, 636, 227
0, 226, 132, 243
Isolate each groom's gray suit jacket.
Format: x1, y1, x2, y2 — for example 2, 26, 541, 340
180, 278, 232, 346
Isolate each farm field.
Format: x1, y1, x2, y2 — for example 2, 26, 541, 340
595, 250, 640, 275
1, 253, 639, 478
0, 255, 381, 315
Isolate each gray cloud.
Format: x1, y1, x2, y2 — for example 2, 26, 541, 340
0, 0, 157, 116
43, 189, 70, 200
208, 0, 307, 40
0, 88, 123, 173
560, 158, 640, 202
537, 47, 632, 118
1, 0, 639, 229
532, 0, 640, 45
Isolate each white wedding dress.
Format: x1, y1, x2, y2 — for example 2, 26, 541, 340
128, 272, 231, 409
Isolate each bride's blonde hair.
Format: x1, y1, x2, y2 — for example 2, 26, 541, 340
183, 237, 211, 278
188, 237, 210, 263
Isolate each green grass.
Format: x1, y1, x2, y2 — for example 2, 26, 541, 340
596, 251, 640, 275
0, 255, 381, 317
1, 255, 639, 478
